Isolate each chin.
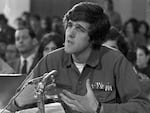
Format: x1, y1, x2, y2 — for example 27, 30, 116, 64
64, 47, 74, 54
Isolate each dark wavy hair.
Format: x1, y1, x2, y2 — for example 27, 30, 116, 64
40, 32, 64, 50
63, 2, 110, 49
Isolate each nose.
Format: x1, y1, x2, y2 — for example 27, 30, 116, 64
67, 27, 76, 39
17, 38, 23, 44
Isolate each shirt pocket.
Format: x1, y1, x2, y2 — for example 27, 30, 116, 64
92, 86, 116, 103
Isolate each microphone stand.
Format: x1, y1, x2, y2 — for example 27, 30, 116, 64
34, 74, 56, 113
34, 82, 46, 113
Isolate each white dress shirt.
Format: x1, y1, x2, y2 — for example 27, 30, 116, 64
20, 53, 36, 73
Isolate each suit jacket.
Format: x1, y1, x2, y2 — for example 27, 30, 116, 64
9, 50, 43, 75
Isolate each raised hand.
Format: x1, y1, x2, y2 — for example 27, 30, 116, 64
59, 79, 99, 113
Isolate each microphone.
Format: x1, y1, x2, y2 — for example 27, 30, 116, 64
27, 70, 57, 85
0, 70, 57, 113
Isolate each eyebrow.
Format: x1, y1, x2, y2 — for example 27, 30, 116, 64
76, 23, 88, 31
68, 20, 89, 31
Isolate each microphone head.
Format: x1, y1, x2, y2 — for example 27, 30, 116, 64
27, 70, 57, 85
42, 70, 57, 83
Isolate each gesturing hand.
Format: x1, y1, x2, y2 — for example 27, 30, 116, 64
59, 79, 99, 113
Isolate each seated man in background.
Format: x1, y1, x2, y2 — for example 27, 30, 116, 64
135, 45, 150, 79
134, 45, 150, 101
6, 2, 150, 113
9, 27, 43, 74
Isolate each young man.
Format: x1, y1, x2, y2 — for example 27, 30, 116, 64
7, 2, 150, 113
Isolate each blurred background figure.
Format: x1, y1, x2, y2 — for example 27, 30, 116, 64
123, 18, 143, 50
138, 20, 149, 40
5, 43, 19, 65
14, 17, 27, 29
135, 45, 150, 79
40, 32, 64, 56
123, 18, 149, 65
102, 0, 122, 30
29, 14, 45, 42
21, 11, 31, 29
0, 34, 16, 74
134, 45, 150, 100
0, 57, 15, 74
51, 16, 65, 37
40, 16, 52, 34
0, 14, 15, 44
0, 33, 7, 60
137, 20, 150, 51
103, 27, 129, 57
123, 18, 139, 64
133, 20, 147, 49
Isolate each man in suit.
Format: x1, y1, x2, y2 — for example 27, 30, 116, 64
9, 27, 43, 74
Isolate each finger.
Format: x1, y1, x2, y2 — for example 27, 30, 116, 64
86, 79, 93, 94
59, 93, 78, 110
62, 90, 81, 100
60, 93, 74, 103
45, 83, 56, 90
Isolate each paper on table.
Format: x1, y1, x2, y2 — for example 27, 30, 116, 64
17, 102, 65, 113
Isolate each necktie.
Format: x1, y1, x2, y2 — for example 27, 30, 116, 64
21, 59, 27, 74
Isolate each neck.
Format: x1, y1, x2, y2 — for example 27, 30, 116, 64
20, 46, 38, 59
72, 47, 92, 64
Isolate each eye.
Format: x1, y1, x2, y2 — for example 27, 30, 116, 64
51, 47, 57, 51
44, 47, 49, 51
75, 25, 87, 32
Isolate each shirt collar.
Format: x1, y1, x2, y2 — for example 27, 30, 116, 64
63, 48, 101, 68
20, 53, 36, 63
102, 43, 118, 51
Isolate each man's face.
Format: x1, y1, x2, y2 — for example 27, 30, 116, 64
15, 29, 35, 54
136, 48, 149, 67
30, 18, 40, 30
64, 20, 91, 55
